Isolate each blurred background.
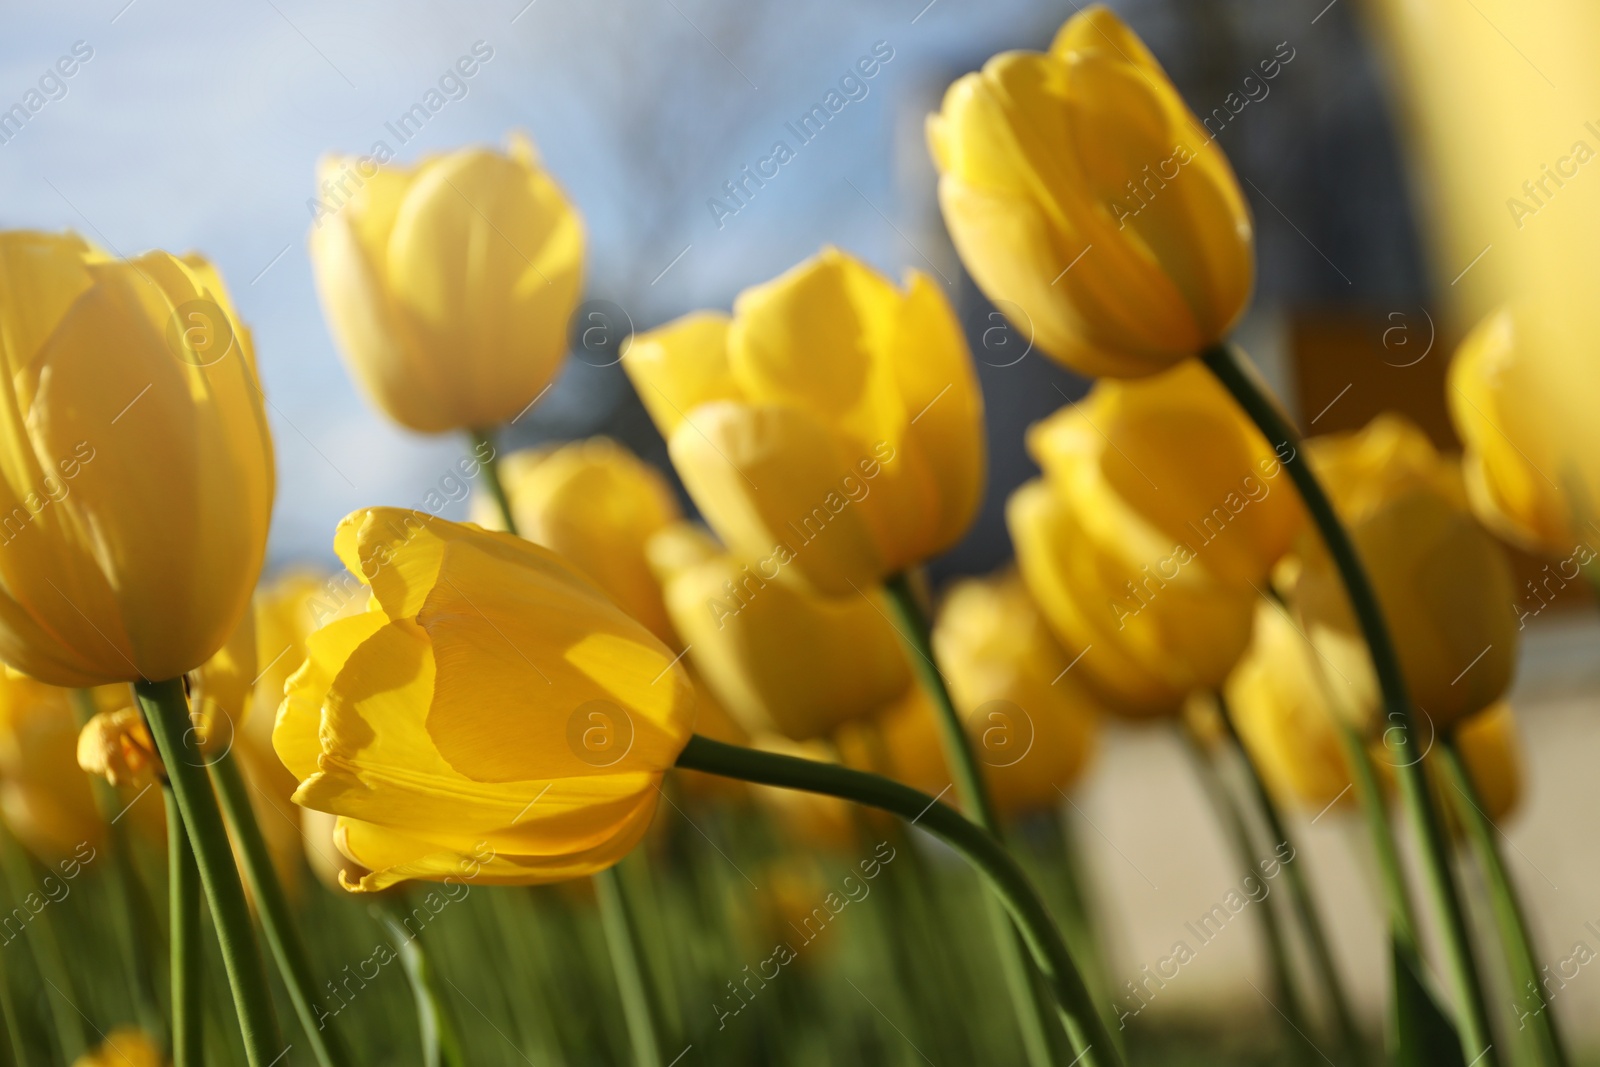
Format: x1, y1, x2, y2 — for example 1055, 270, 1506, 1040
6, 0, 1599, 1060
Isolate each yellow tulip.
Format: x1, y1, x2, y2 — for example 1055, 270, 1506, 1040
0, 671, 105, 861
274, 508, 695, 891
1227, 602, 1361, 812
71, 1027, 165, 1067
1295, 416, 1518, 731
650, 521, 911, 741
926, 5, 1253, 378
623, 246, 985, 597
77, 706, 160, 788
472, 438, 682, 642
1447, 702, 1522, 826
190, 605, 255, 755
928, 571, 1099, 814
0, 231, 274, 687
1028, 362, 1303, 585
310, 133, 584, 434
1450, 305, 1600, 558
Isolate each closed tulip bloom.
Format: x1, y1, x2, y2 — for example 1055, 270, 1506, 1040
1295, 416, 1517, 731
1009, 386, 1260, 716
1449, 306, 1600, 557
274, 509, 695, 891
650, 522, 911, 741
624, 247, 985, 597
0, 232, 274, 687
310, 133, 584, 434
929, 571, 1099, 813
1227, 602, 1361, 812
927, 6, 1253, 378
1448, 702, 1522, 826
77, 706, 160, 788
472, 438, 681, 642
1028, 362, 1303, 585
0, 671, 104, 860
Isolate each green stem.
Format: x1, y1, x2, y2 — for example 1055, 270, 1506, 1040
470, 428, 517, 533
1178, 721, 1312, 1051
883, 572, 1070, 1067
1333, 719, 1419, 948
70, 689, 165, 1043
476, 430, 668, 1067
594, 866, 664, 1067
135, 678, 282, 1067
209, 750, 352, 1067
1202, 343, 1497, 1064
1439, 735, 1570, 1067
166, 788, 202, 1067
374, 898, 466, 1067
674, 734, 1123, 1067
1216, 694, 1364, 1062
0, 829, 86, 1061
0, 854, 29, 1067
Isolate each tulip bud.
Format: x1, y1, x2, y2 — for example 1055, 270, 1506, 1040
472, 438, 682, 643
0, 231, 274, 687
927, 5, 1253, 378
624, 247, 985, 596
649, 522, 911, 741
275, 509, 695, 891
1445, 702, 1522, 827
310, 133, 584, 434
1449, 305, 1600, 558
1295, 416, 1518, 731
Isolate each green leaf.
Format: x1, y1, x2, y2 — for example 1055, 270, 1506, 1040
1391, 938, 1468, 1067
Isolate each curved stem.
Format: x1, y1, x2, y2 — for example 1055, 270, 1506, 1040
675, 734, 1123, 1067
474, 431, 667, 1067
1215, 694, 1364, 1062
1178, 720, 1311, 1051
136, 678, 282, 1067
594, 867, 664, 1067
210, 750, 352, 1067
165, 788, 202, 1067
1439, 736, 1570, 1067
1202, 343, 1496, 1064
884, 571, 1075, 1067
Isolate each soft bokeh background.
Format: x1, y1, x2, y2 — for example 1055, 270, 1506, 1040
8, 0, 1598, 1057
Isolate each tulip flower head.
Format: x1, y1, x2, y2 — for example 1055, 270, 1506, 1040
275, 508, 695, 891
650, 521, 911, 741
1294, 415, 1518, 733
927, 6, 1254, 378
310, 133, 585, 434
0, 231, 274, 687
1450, 304, 1600, 558
472, 438, 682, 643
71, 1028, 165, 1067
624, 247, 985, 596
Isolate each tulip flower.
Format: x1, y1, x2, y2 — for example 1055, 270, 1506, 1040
310, 133, 584, 435
77, 706, 160, 789
1446, 702, 1522, 827
472, 438, 682, 642
1028, 362, 1303, 585
1227, 602, 1364, 812
927, 5, 1253, 378
649, 522, 911, 741
623, 246, 985, 597
1009, 377, 1269, 715
1294, 416, 1518, 731
0, 671, 108, 860
71, 1027, 165, 1067
274, 508, 696, 891
928, 571, 1100, 815
0, 231, 274, 687
1450, 305, 1600, 559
